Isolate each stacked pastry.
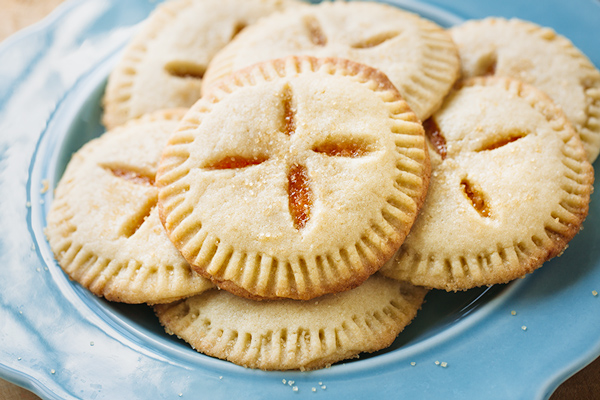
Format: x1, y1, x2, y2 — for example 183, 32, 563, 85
46, 0, 598, 371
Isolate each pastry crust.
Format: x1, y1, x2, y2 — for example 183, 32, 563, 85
451, 17, 600, 162
381, 77, 594, 291
202, 0, 460, 121
102, 0, 300, 129
157, 56, 430, 300
154, 273, 428, 371
46, 110, 214, 304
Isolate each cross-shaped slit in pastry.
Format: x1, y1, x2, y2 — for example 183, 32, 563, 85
460, 178, 490, 218
200, 84, 374, 230
425, 116, 529, 218
204, 156, 268, 170
475, 52, 497, 77
231, 21, 248, 40
423, 117, 447, 159
463, 131, 527, 219
104, 166, 157, 238
303, 15, 327, 46
164, 60, 207, 79
281, 83, 296, 136
476, 130, 527, 152
107, 167, 155, 185
351, 31, 400, 49
287, 163, 312, 229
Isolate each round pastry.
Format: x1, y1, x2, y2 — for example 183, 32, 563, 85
154, 273, 428, 371
202, 0, 460, 121
157, 56, 430, 300
380, 77, 594, 291
46, 110, 214, 304
450, 17, 600, 162
102, 0, 300, 129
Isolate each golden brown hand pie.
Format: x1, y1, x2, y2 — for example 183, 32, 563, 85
451, 18, 600, 162
157, 56, 430, 300
381, 77, 594, 291
102, 0, 301, 129
155, 273, 428, 371
202, 0, 460, 121
46, 110, 214, 304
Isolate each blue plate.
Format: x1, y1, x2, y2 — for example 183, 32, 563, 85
1, 1, 599, 399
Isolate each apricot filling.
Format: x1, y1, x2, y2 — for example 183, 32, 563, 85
205, 156, 268, 170
313, 140, 370, 157
423, 117, 447, 159
288, 164, 313, 230
461, 178, 490, 217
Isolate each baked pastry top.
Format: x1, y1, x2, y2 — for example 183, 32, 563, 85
451, 17, 600, 162
157, 56, 430, 300
202, 0, 460, 121
46, 110, 214, 304
380, 77, 594, 291
102, 0, 300, 129
155, 273, 428, 371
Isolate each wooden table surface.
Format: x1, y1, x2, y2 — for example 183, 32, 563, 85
1, 1, 599, 399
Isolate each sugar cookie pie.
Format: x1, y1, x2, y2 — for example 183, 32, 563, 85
157, 56, 430, 300
380, 77, 594, 291
154, 273, 428, 371
202, 0, 460, 121
451, 18, 600, 162
46, 110, 214, 304
102, 0, 300, 129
